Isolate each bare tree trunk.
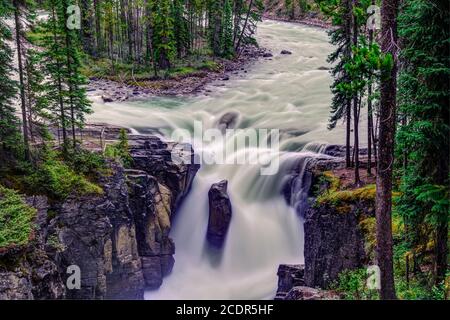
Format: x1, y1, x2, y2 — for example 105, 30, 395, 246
376, 0, 399, 300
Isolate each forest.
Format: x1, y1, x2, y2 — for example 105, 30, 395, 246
0, 0, 448, 301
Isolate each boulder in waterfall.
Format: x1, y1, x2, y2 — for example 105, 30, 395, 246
281, 50, 292, 55
207, 180, 233, 249
217, 112, 239, 133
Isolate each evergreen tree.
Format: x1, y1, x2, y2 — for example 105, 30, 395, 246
12, 0, 30, 160
317, 0, 353, 168
397, 0, 449, 286
172, 0, 190, 58
221, 0, 234, 58
0, 2, 21, 164
151, 0, 176, 70
208, 0, 223, 56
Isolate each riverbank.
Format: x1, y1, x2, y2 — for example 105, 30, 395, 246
88, 46, 271, 103
263, 15, 332, 29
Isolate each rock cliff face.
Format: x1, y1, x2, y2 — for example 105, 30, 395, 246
0, 196, 65, 300
0, 135, 199, 300
282, 150, 374, 293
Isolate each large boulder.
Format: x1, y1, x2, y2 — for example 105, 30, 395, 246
129, 135, 200, 209
207, 181, 233, 249
275, 264, 305, 300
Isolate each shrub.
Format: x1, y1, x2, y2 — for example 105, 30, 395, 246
330, 268, 379, 300
25, 155, 103, 200
64, 148, 107, 176
104, 129, 132, 167
0, 186, 37, 248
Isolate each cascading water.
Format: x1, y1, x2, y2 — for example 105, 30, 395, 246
89, 20, 364, 299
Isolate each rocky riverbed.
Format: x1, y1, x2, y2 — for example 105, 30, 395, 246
88, 46, 271, 103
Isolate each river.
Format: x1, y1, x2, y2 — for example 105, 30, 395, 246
89, 20, 345, 300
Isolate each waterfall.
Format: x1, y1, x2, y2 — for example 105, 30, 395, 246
89, 20, 361, 300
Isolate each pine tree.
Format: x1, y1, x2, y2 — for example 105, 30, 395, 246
221, 0, 234, 58
61, 0, 92, 148
397, 0, 449, 286
0, 2, 21, 164
151, 0, 176, 70
12, 0, 30, 160
317, 0, 353, 168
172, 0, 190, 58
208, 0, 223, 56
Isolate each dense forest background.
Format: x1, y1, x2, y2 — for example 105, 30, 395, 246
0, 0, 448, 300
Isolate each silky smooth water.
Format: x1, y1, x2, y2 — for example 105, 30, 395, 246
89, 20, 354, 300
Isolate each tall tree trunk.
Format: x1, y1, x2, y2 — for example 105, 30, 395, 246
376, 0, 399, 300
352, 0, 360, 185
367, 0, 375, 176
435, 221, 448, 285
93, 0, 102, 54
344, 0, 352, 168
51, 7, 68, 150
13, 0, 30, 160
235, 0, 254, 53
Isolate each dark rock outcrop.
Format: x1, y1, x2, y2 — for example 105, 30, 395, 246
275, 264, 305, 299
275, 264, 340, 300
207, 181, 233, 249
126, 171, 175, 289
129, 135, 200, 209
281, 50, 292, 55
0, 135, 199, 300
282, 149, 374, 290
0, 197, 65, 300
304, 202, 369, 288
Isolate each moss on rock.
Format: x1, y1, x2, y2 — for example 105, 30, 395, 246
0, 186, 37, 249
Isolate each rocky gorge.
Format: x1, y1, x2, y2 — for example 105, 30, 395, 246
0, 133, 199, 299
276, 147, 377, 300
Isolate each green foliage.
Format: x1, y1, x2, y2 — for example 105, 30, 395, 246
316, 184, 376, 209
330, 268, 379, 300
24, 149, 103, 200
104, 129, 132, 167
151, 0, 176, 70
331, 265, 446, 300
0, 2, 22, 162
221, 0, 235, 58
0, 185, 37, 248
64, 148, 107, 176
396, 0, 450, 277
